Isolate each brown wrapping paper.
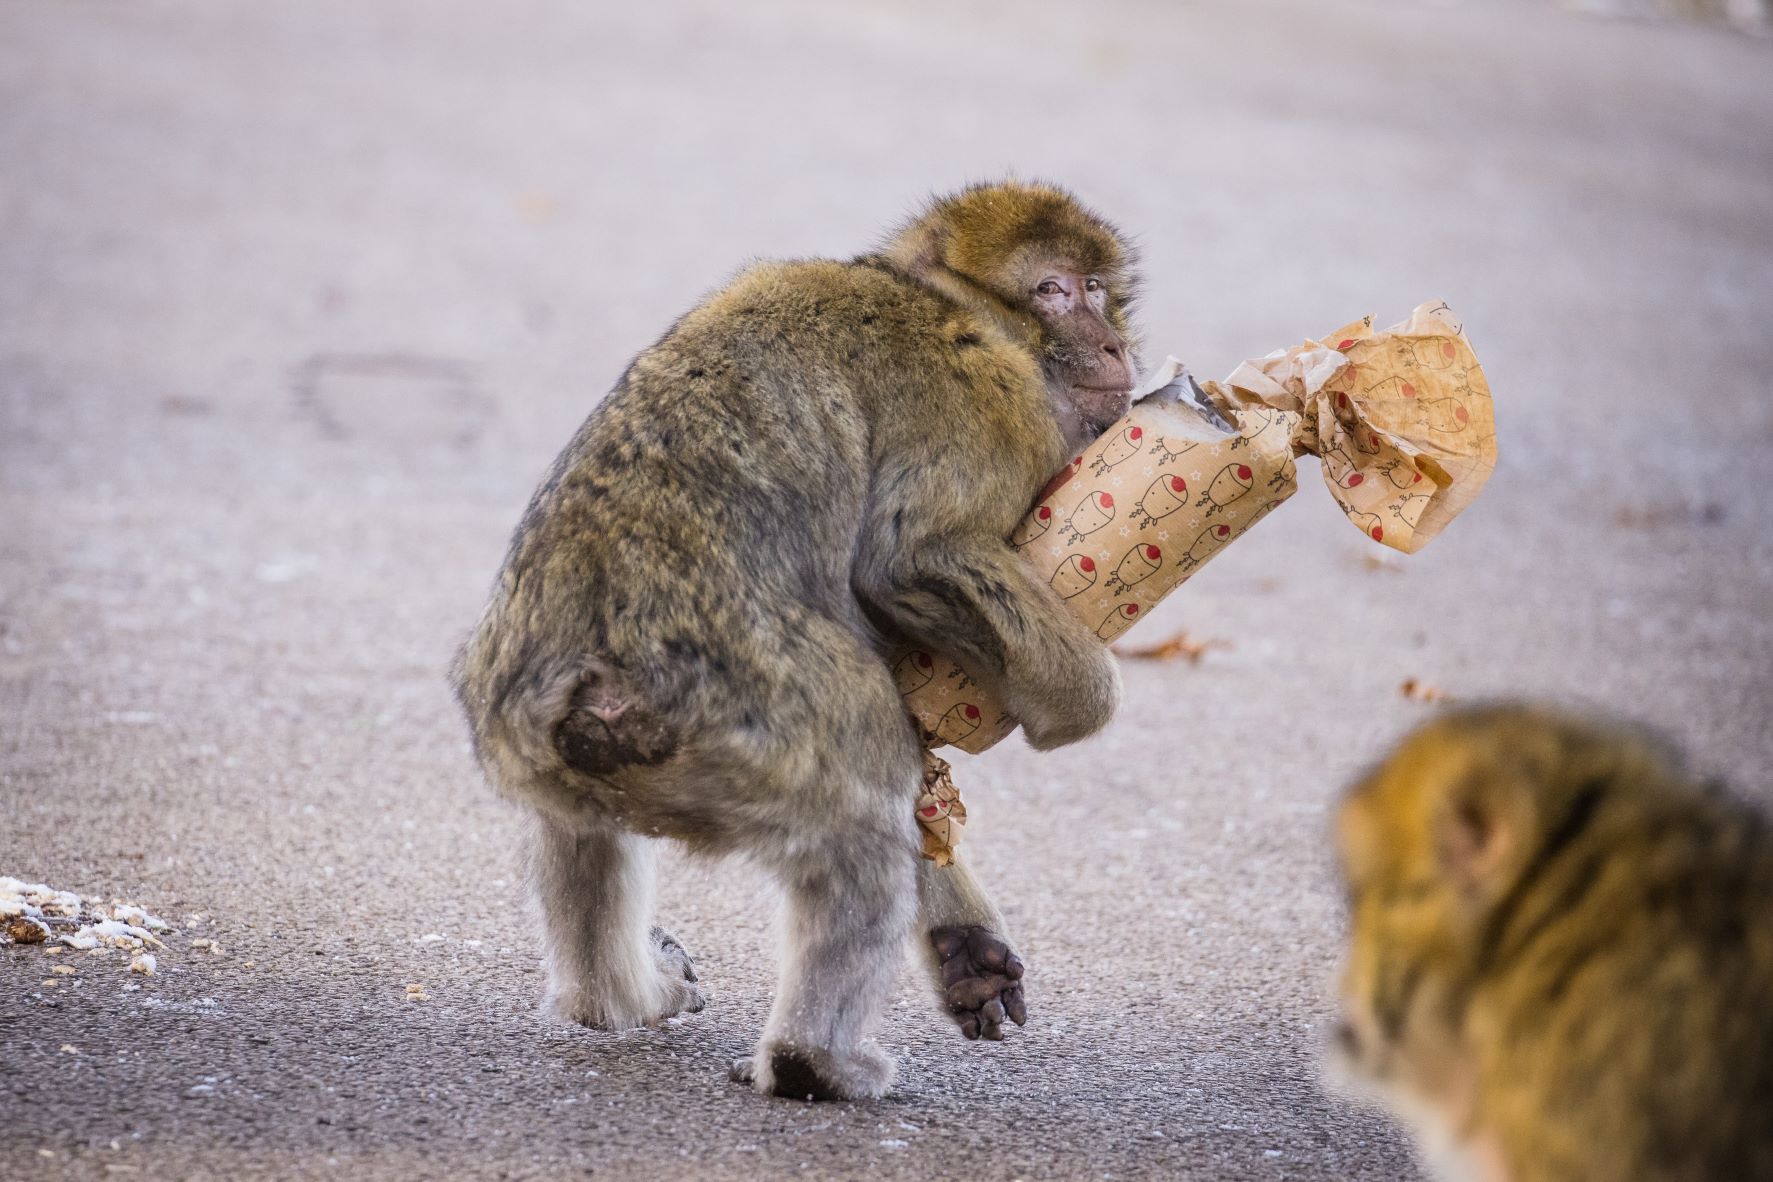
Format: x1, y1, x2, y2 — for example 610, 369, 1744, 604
896, 301, 1497, 774
914, 738, 967, 867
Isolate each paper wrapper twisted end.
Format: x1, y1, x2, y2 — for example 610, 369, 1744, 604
913, 727, 967, 866
1200, 299, 1496, 553
896, 299, 1497, 781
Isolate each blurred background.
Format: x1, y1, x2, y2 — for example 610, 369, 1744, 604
3, 1, 1770, 1179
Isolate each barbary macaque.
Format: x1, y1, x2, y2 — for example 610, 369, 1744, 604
453, 181, 1139, 1099
1333, 704, 1773, 1181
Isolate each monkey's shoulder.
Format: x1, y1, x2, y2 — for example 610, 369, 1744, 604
672, 258, 1017, 363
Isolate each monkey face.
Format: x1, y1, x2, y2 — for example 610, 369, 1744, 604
878, 181, 1140, 448
1032, 266, 1135, 436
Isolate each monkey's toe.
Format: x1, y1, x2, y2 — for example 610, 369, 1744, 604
650, 925, 699, 982
728, 1055, 756, 1084
931, 924, 1027, 1042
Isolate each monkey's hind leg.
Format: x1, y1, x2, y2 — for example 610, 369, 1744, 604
731, 822, 917, 1101
529, 813, 705, 1030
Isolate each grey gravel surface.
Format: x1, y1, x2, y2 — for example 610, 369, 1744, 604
3, 1, 1771, 1179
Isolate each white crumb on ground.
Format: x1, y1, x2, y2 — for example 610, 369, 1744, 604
4, 874, 190, 978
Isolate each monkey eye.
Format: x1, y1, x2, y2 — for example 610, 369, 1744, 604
1085, 277, 1105, 293
1035, 279, 1063, 296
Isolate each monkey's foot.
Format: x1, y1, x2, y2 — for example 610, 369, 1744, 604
728, 1041, 895, 1100
930, 924, 1026, 1041
646, 925, 706, 1021
546, 927, 705, 1030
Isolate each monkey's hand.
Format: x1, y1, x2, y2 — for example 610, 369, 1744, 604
863, 536, 1121, 750
1012, 643, 1121, 752
930, 924, 1026, 1041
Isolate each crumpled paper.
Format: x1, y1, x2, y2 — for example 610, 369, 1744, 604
914, 735, 967, 867
901, 298, 1496, 763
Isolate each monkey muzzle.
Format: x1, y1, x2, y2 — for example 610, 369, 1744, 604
1070, 381, 1135, 437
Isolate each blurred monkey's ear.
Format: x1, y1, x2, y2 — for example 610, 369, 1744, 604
1434, 770, 1529, 895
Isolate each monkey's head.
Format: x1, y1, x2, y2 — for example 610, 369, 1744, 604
883, 181, 1141, 447
1329, 704, 1676, 1096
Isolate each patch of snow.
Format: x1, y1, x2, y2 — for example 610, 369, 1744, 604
1, 876, 85, 919
110, 904, 168, 930
65, 918, 165, 951
7, 874, 205, 978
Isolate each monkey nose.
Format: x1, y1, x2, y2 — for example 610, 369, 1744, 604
1101, 341, 1123, 359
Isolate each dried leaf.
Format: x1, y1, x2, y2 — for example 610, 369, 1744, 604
1114, 630, 1231, 664
6, 916, 49, 944
1400, 677, 1454, 703
1614, 502, 1725, 530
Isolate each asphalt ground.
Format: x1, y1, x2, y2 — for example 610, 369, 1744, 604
3, 1, 1771, 1178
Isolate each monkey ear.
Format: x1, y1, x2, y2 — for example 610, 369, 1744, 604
1434, 772, 1527, 893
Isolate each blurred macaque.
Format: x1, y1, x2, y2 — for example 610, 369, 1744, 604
1333, 704, 1773, 1182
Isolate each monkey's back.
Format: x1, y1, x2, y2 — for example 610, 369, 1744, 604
455, 256, 1059, 762
1468, 771, 1773, 1181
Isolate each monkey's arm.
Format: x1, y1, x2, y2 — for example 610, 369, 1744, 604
860, 534, 1119, 750
917, 854, 1026, 1040
917, 851, 1004, 931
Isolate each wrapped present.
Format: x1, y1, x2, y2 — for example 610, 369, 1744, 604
898, 300, 1498, 771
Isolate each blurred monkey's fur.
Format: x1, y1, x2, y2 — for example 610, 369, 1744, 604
453, 182, 1139, 1099
1334, 704, 1773, 1181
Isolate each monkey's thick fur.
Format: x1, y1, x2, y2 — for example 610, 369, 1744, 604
1335, 705, 1773, 1182
453, 182, 1139, 1099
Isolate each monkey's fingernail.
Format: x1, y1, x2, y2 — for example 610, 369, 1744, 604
1006, 988, 1027, 1026
1003, 953, 1025, 980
